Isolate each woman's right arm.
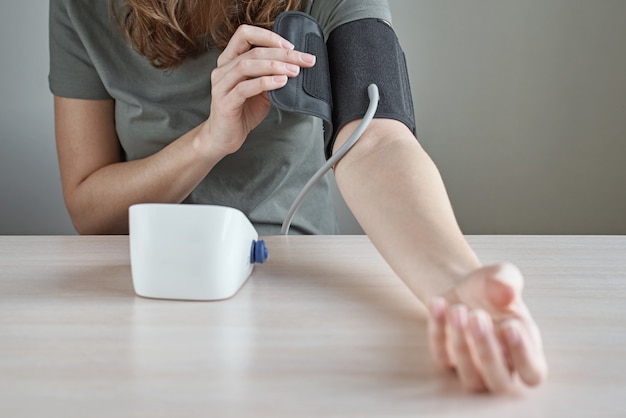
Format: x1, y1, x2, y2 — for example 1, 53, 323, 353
54, 96, 220, 234
54, 25, 314, 235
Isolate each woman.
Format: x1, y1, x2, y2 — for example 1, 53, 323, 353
49, 0, 547, 393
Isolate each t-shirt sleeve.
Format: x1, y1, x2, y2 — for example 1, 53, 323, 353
309, 0, 392, 40
48, 0, 112, 99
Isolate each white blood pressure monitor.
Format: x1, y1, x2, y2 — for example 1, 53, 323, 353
129, 204, 268, 301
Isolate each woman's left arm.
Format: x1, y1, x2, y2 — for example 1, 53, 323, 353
332, 118, 548, 393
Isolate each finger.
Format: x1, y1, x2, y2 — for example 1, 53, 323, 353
216, 47, 315, 82
428, 297, 452, 368
501, 320, 548, 387
219, 75, 287, 110
241, 46, 316, 67
468, 310, 514, 393
448, 305, 486, 392
218, 24, 294, 67
213, 56, 302, 98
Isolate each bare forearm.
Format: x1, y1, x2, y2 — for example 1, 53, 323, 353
333, 120, 481, 303
67, 125, 221, 234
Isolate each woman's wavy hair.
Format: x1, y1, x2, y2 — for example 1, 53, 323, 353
112, 0, 303, 69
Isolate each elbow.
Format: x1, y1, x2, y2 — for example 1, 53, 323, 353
68, 212, 129, 236
69, 216, 102, 236
332, 118, 420, 170
65, 204, 99, 236
64, 192, 128, 235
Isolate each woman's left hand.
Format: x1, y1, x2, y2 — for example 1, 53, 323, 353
427, 263, 548, 393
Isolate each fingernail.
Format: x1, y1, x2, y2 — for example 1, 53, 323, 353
493, 263, 523, 288
301, 53, 316, 64
451, 305, 467, 329
281, 40, 295, 50
273, 75, 287, 84
470, 310, 487, 339
285, 63, 300, 74
504, 322, 520, 347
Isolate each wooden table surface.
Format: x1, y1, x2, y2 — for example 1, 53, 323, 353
1, 235, 625, 417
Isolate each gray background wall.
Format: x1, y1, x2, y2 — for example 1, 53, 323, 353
0, 2, 74, 234
1, 1, 625, 235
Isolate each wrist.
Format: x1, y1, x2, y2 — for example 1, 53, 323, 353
191, 120, 231, 165
197, 118, 248, 160
410, 257, 482, 305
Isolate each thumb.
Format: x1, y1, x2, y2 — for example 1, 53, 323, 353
485, 263, 524, 309
454, 263, 524, 312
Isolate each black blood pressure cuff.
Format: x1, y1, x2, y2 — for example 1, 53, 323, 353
269, 12, 417, 159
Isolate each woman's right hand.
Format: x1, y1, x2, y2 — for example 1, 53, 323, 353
202, 24, 317, 157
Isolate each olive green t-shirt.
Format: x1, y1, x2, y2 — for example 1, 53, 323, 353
49, 0, 392, 235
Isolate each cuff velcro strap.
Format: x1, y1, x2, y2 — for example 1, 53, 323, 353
269, 12, 333, 146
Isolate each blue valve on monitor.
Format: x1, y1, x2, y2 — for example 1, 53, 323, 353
251, 240, 269, 264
